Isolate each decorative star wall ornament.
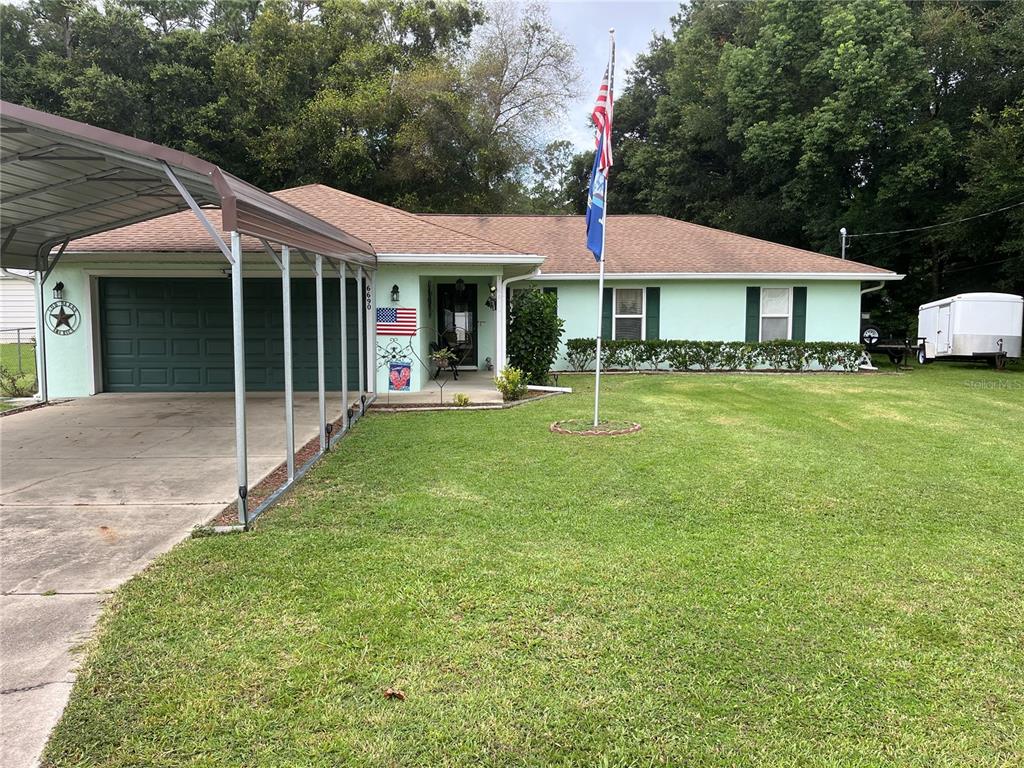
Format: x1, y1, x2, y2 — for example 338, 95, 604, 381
45, 300, 81, 336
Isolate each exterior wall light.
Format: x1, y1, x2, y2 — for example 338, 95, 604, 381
390, 284, 400, 303
52, 281, 65, 300
485, 283, 497, 310
455, 278, 465, 295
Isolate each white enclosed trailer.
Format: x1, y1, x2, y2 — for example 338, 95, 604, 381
917, 292, 1023, 366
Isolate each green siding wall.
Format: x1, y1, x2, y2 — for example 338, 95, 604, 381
540, 279, 863, 369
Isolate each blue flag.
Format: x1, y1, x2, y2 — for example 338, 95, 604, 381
585, 133, 607, 261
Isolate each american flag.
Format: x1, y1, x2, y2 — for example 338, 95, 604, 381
592, 63, 614, 174
377, 307, 417, 336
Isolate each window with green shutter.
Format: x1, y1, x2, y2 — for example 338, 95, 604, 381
745, 287, 760, 342
601, 287, 613, 339
792, 287, 807, 341
645, 287, 660, 339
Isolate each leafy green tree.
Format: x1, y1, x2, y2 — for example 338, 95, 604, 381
611, 0, 1024, 329
0, 0, 578, 214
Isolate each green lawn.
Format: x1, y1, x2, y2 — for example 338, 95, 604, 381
46, 366, 1024, 767
0, 341, 37, 403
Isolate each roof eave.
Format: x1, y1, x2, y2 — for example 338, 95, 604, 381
536, 271, 904, 281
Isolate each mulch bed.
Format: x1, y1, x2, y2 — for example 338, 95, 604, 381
212, 414, 348, 527
371, 389, 549, 411
550, 419, 642, 437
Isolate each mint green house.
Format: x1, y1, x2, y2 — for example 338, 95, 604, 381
36, 185, 900, 399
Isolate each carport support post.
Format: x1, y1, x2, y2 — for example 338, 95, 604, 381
315, 254, 327, 451
230, 231, 249, 527
33, 267, 48, 402
281, 246, 295, 481
340, 263, 349, 433
356, 266, 366, 415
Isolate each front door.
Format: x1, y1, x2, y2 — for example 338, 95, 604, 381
437, 282, 478, 366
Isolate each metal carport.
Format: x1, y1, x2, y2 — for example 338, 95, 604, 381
0, 100, 379, 527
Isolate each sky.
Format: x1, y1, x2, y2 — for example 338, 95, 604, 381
545, 0, 680, 149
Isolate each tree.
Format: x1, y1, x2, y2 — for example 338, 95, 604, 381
610, 0, 1024, 330
0, 0, 579, 214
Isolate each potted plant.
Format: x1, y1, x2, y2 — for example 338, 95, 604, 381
430, 347, 456, 370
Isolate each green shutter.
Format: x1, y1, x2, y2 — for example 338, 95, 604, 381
745, 286, 760, 342
601, 287, 613, 340
645, 287, 660, 340
792, 286, 807, 341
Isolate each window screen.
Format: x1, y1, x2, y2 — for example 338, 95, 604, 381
760, 287, 791, 341
613, 288, 644, 340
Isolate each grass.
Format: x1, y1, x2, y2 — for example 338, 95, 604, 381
45, 365, 1024, 767
0, 341, 37, 404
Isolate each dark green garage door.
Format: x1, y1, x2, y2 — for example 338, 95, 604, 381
100, 277, 362, 392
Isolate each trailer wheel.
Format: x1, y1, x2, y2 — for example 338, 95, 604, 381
861, 326, 881, 347
917, 348, 929, 365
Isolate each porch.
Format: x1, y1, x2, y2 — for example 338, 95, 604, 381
372, 369, 503, 406
373, 257, 543, 395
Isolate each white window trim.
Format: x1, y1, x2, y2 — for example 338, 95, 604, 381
612, 287, 646, 341
759, 286, 793, 342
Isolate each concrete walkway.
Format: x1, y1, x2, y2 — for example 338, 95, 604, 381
0, 393, 337, 768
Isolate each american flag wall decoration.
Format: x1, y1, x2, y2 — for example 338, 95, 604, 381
377, 307, 417, 336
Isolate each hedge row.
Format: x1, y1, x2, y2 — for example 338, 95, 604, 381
563, 338, 865, 372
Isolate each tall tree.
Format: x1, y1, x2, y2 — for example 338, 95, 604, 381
609, 0, 1024, 329
0, 0, 578, 214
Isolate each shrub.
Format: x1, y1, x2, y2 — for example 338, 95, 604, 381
507, 290, 564, 384
562, 338, 864, 373
494, 366, 528, 401
452, 393, 471, 407
0, 366, 36, 397
564, 338, 596, 371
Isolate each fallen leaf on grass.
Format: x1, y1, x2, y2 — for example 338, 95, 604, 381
382, 687, 406, 701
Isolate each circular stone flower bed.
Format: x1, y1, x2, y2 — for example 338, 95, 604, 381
550, 419, 642, 436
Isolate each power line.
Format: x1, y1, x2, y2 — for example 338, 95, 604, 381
846, 198, 1024, 238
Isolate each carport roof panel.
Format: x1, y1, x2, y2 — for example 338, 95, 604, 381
0, 101, 376, 269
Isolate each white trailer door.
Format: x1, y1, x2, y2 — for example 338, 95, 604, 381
937, 304, 952, 354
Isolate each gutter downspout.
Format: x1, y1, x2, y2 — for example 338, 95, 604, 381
861, 281, 885, 296
497, 268, 541, 369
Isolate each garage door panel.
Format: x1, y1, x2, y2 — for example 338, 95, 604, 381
137, 339, 167, 356
171, 310, 199, 328
206, 368, 233, 387
139, 368, 169, 386
104, 309, 132, 327
137, 309, 165, 326
171, 338, 200, 356
101, 277, 361, 393
172, 368, 201, 387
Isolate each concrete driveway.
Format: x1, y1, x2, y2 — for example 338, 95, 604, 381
0, 393, 337, 768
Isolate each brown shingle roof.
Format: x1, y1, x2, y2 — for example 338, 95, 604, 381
70, 182, 896, 277
69, 184, 523, 256
424, 214, 897, 276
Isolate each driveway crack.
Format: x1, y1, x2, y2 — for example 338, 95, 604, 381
1, 680, 72, 695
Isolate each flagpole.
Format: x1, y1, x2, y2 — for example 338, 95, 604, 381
594, 28, 615, 427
